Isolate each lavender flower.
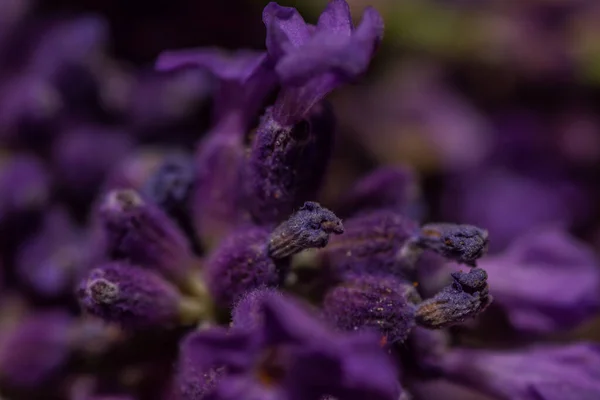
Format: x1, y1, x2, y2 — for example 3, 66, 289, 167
77, 262, 203, 329
177, 293, 400, 400
96, 188, 196, 285
263, 0, 384, 124
243, 0, 383, 225
157, 49, 276, 248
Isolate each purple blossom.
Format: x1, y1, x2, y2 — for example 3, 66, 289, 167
96, 188, 195, 284
157, 48, 276, 247
177, 293, 400, 400
263, 0, 384, 125
242, 0, 382, 225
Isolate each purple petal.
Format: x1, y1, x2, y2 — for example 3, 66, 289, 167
316, 0, 353, 35
156, 48, 268, 84
480, 227, 600, 333
438, 343, 600, 400
263, 2, 311, 59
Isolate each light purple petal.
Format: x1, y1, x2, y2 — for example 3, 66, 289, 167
316, 0, 353, 35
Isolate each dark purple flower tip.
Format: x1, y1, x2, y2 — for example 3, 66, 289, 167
438, 343, 600, 400
322, 274, 417, 343
205, 227, 281, 308
263, 0, 383, 124
417, 223, 489, 266
415, 268, 492, 329
338, 165, 420, 217
0, 154, 51, 223
231, 287, 284, 331
268, 201, 343, 259
479, 227, 600, 334
15, 208, 88, 298
0, 310, 73, 388
77, 262, 200, 329
97, 188, 194, 283
321, 210, 420, 279
52, 126, 133, 196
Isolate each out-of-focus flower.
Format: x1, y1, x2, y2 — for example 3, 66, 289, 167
52, 125, 133, 204
177, 293, 400, 400
477, 227, 600, 334
436, 343, 600, 400
442, 169, 582, 251
0, 74, 62, 147
0, 310, 72, 389
0, 154, 50, 227
157, 48, 276, 248
15, 208, 88, 299
336, 165, 420, 218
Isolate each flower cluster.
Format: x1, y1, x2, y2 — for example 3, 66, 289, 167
1, 1, 600, 400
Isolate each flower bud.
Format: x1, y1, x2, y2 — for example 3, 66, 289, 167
78, 262, 203, 329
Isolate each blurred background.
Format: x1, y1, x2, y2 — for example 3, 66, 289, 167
1, 0, 600, 398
